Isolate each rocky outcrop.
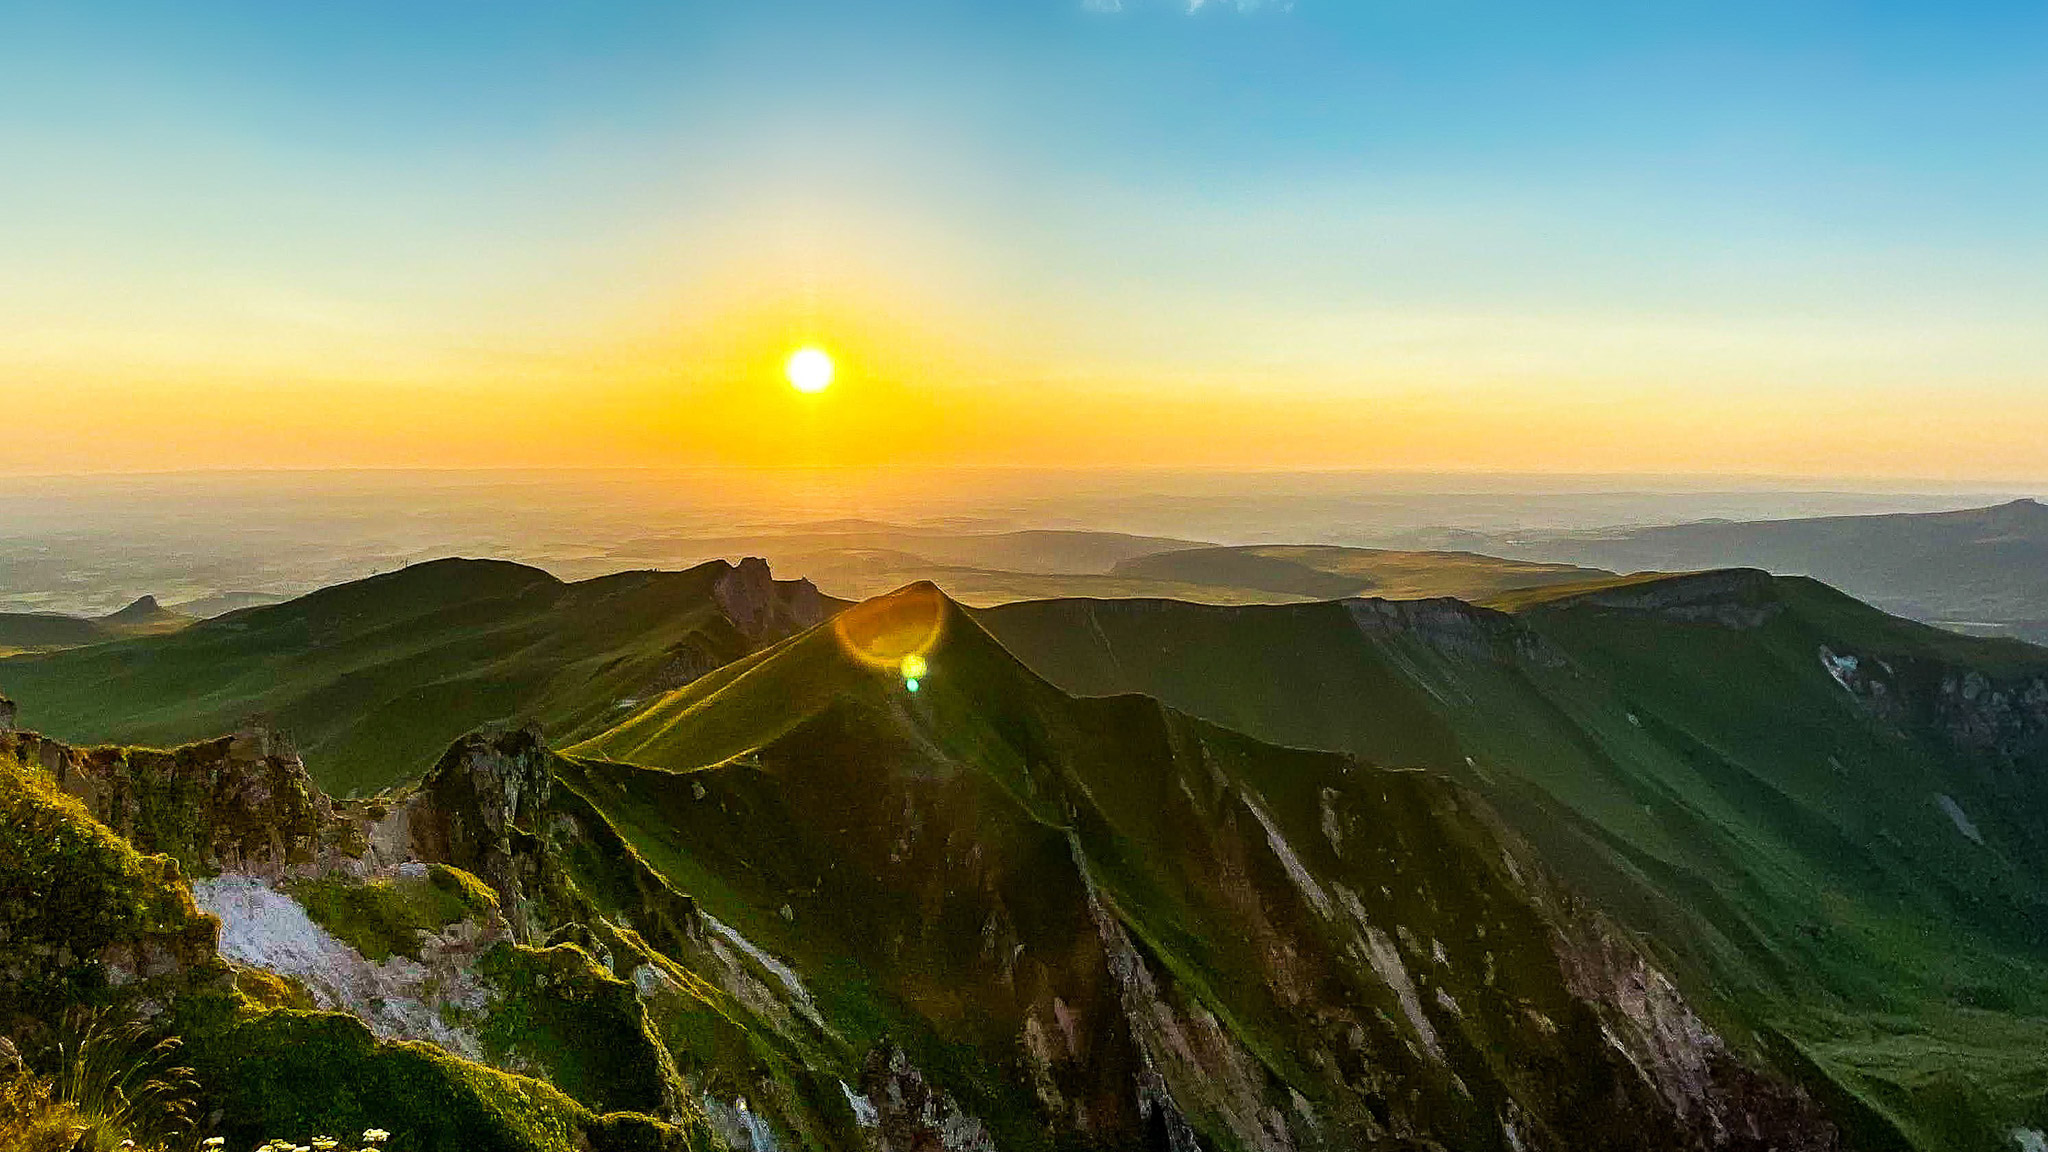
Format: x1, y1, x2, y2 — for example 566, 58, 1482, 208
857, 1047, 999, 1152
715, 558, 828, 645
191, 872, 505, 1058
1815, 641, 2048, 765
0, 733, 233, 1032
1547, 568, 1786, 630
397, 727, 558, 939
1936, 669, 2048, 762
18, 728, 360, 880
1551, 913, 1836, 1150
1346, 594, 1569, 666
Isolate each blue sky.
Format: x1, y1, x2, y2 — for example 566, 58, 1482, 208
3, 1, 2046, 475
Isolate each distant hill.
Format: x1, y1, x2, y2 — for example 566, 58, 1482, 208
0, 557, 832, 794
1494, 497, 2048, 642
643, 526, 1222, 606
168, 589, 291, 618
664, 530, 1613, 607
1110, 543, 1613, 602
0, 594, 194, 653
649, 525, 1209, 577
981, 574, 2048, 1151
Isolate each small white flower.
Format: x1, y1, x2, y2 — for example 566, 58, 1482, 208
202, 1139, 226, 1149
313, 1140, 339, 1152
362, 1132, 390, 1145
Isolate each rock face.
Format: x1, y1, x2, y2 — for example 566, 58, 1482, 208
1345, 594, 1569, 667
714, 557, 829, 643
399, 727, 558, 939
20, 728, 350, 880
1547, 568, 1787, 630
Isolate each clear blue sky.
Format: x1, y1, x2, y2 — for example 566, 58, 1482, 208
4, 1, 2046, 476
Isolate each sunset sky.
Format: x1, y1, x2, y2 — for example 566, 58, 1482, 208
5, 1, 2047, 479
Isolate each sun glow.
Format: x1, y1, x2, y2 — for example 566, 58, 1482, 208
785, 346, 835, 394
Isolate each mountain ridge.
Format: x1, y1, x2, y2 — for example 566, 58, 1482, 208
978, 570, 2048, 1150
1491, 498, 2048, 642
0, 556, 834, 794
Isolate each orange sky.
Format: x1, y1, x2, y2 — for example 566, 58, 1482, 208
8, 4, 2048, 482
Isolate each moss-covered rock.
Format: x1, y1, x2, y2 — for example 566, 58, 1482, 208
0, 742, 229, 1031
6, 728, 364, 880
473, 943, 684, 1118
174, 1000, 713, 1152
275, 863, 498, 966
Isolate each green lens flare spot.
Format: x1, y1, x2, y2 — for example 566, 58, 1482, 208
905, 678, 920, 693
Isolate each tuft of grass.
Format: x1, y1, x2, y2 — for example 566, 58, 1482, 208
0, 1061, 85, 1152
44, 1010, 201, 1152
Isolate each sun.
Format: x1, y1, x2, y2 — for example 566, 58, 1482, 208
785, 346, 835, 394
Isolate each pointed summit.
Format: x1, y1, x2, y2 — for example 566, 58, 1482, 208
97, 594, 193, 636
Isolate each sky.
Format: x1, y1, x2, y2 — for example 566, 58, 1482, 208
3, 0, 2046, 479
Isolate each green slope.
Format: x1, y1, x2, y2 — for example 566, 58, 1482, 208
979, 572, 2048, 1150
561, 584, 1841, 1151
0, 557, 830, 794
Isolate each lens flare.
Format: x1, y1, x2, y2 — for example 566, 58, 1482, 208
831, 584, 946, 675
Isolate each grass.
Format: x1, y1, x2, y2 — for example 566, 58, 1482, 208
557, 586, 1798, 1151
981, 570, 2048, 1150
0, 558, 811, 795
284, 866, 497, 962
472, 943, 678, 1117
172, 999, 711, 1152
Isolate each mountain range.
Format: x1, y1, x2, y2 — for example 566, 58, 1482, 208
1486, 498, 2048, 643
4, 550, 2048, 1151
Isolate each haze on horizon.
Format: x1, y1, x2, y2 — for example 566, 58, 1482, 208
5, 1, 2047, 481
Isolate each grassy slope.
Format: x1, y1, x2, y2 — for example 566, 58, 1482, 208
564, 587, 1816, 1152
1111, 544, 1614, 602
981, 576, 2048, 1151
0, 559, 785, 795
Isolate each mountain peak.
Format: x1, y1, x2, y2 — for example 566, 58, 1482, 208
97, 593, 194, 636
103, 594, 165, 620
569, 580, 1036, 772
